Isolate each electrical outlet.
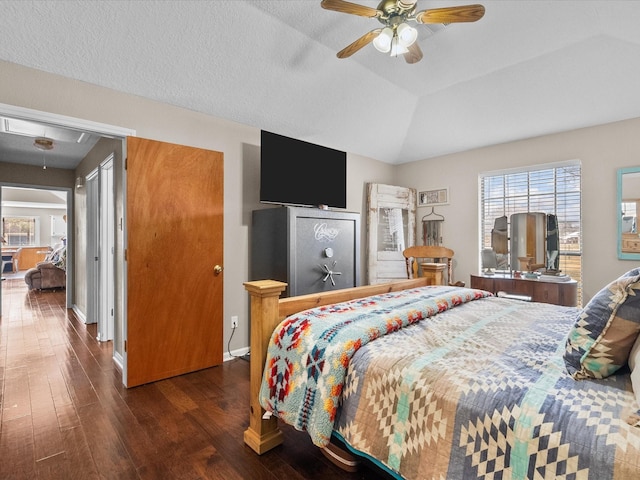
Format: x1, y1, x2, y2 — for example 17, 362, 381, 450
231, 315, 238, 329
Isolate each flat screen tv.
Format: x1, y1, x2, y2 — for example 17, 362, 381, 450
260, 130, 347, 209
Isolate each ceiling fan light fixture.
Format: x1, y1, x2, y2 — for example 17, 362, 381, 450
390, 35, 409, 57
397, 23, 417, 47
373, 27, 393, 53
324, 0, 485, 64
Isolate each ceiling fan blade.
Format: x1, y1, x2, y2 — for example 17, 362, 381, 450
337, 28, 382, 58
416, 4, 485, 24
404, 42, 423, 64
321, 0, 381, 18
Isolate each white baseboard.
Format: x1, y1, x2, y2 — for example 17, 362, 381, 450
224, 346, 250, 362
113, 351, 124, 371
72, 304, 87, 323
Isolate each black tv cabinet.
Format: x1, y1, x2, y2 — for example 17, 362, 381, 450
251, 206, 361, 297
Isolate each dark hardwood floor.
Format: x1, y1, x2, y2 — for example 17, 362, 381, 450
0, 278, 393, 480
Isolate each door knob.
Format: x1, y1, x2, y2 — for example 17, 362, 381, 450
214, 265, 223, 275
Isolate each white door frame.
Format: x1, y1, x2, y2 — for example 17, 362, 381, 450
98, 155, 115, 342
85, 168, 99, 326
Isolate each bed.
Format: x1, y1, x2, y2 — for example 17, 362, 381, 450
244, 271, 640, 480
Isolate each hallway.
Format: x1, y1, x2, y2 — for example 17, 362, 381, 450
0, 278, 119, 478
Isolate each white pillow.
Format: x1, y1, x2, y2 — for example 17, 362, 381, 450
629, 334, 640, 406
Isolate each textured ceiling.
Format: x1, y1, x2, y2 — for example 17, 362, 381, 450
1, 0, 640, 166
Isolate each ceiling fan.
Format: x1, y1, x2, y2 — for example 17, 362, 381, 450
321, 0, 485, 64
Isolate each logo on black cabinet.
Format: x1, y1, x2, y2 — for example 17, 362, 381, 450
314, 223, 339, 242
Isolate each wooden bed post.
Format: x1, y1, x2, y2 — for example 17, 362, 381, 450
243, 280, 287, 454
243, 277, 430, 456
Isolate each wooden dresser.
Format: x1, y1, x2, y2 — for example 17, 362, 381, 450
470, 274, 578, 307
622, 233, 640, 253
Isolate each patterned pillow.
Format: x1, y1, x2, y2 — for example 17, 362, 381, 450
53, 247, 66, 271
564, 268, 640, 379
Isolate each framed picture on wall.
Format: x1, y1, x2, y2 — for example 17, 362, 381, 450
418, 187, 449, 206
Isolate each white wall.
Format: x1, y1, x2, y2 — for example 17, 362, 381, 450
396, 118, 640, 303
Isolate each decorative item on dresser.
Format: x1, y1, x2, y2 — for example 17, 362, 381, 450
470, 272, 578, 307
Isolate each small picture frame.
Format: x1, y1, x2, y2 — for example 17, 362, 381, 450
418, 187, 449, 206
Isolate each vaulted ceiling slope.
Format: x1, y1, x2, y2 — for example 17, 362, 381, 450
1, 1, 639, 165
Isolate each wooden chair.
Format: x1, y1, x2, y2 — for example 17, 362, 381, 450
402, 245, 465, 287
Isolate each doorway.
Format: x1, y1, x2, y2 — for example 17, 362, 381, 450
0, 101, 134, 371
85, 156, 115, 341
0, 185, 69, 301
1, 104, 226, 389
85, 169, 99, 326
100, 156, 115, 342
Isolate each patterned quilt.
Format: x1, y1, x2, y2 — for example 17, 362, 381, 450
260, 286, 640, 480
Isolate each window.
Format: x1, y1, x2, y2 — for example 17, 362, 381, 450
2, 216, 39, 246
479, 161, 582, 301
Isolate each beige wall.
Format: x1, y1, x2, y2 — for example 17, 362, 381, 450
0, 162, 74, 188
2, 59, 638, 362
396, 118, 640, 303
0, 60, 395, 358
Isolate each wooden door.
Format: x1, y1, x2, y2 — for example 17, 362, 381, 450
125, 137, 223, 387
366, 183, 417, 284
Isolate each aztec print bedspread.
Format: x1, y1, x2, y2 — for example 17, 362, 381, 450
259, 285, 491, 447
332, 294, 640, 480
261, 285, 640, 480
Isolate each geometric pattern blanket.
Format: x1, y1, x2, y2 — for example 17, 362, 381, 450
260, 285, 640, 479
331, 295, 640, 480
259, 285, 491, 448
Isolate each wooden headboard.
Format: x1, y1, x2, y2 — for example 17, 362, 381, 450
242, 277, 431, 454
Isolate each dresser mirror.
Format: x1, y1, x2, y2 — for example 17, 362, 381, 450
617, 167, 640, 260
485, 212, 559, 272
510, 212, 547, 271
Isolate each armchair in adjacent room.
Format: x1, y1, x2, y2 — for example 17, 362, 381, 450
24, 245, 66, 291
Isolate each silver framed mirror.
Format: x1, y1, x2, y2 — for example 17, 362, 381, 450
510, 212, 547, 271
617, 167, 640, 260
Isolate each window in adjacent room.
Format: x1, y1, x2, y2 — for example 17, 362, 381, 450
479, 160, 582, 300
2, 216, 39, 246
